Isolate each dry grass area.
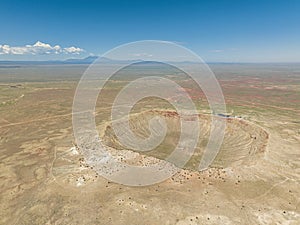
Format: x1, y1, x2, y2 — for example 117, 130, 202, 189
0, 64, 299, 224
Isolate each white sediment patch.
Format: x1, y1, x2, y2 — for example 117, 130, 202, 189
254, 209, 300, 225
76, 177, 84, 187
70, 146, 79, 155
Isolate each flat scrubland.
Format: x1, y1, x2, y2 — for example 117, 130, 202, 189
0, 63, 299, 224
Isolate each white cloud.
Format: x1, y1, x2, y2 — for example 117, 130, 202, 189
0, 41, 84, 55
63, 46, 84, 54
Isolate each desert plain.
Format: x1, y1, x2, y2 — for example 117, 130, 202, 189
0, 63, 299, 224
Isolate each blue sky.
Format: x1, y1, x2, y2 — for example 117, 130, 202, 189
0, 0, 299, 62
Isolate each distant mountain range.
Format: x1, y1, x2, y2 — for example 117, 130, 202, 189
0, 57, 298, 65
0, 56, 99, 65
64, 56, 99, 63
0, 56, 147, 65
0, 56, 200, 65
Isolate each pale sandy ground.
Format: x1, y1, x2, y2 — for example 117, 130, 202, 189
0, 76, 299, 225
0, 108, 299, 225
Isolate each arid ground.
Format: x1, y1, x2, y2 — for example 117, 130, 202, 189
0, 63, 299, 224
